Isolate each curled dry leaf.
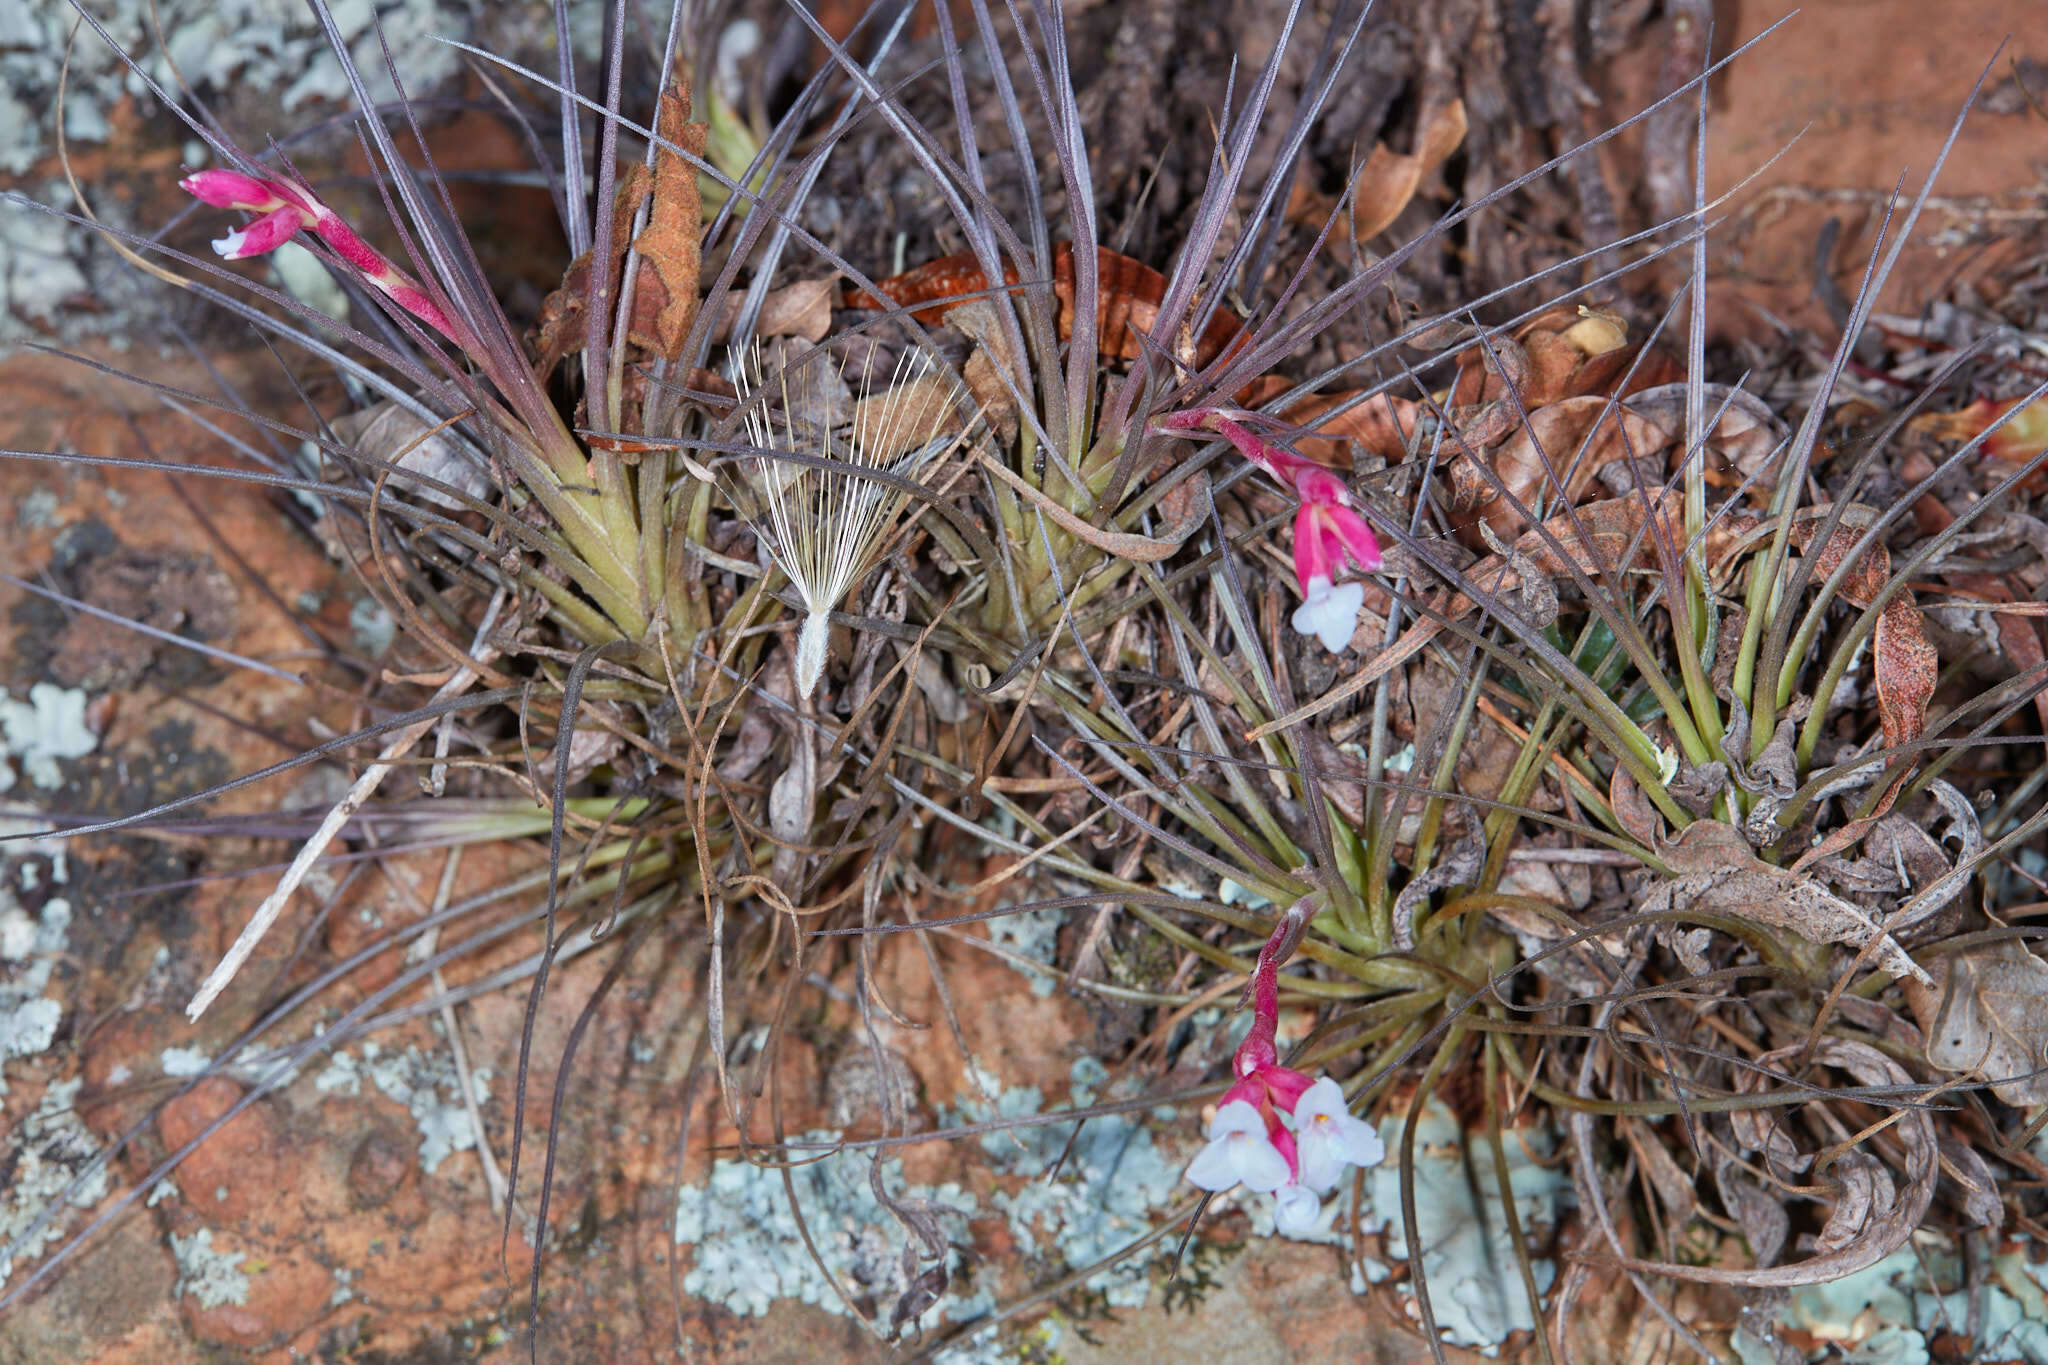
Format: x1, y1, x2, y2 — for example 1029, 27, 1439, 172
1470, 396, 1673, 541
1348, 97, 1468, 241
331, 401, 494, 511
1639, 820, 1934, 987
1911, 939, 2048, 1106
1389, 819, 1484, 949
1810, 1153, 1892, 1255
1581, 1037, 1935, 1288
709, 276, 840, 345
843, 241, 1244, 368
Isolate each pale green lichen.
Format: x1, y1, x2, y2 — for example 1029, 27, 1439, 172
1737, 1236, 2048, 1363
349, 597, 396, 657
169, 1228, 250, 1309
314, 1040, 489, 1174
671, 1135, 983, 1328
0, 1079, 108, 1289
0, 683, 98, 791
0, 893, 72, 1095
983, 902, 1066, 998
951, 1058, 1185, 1310
160, 1047, 213, 1077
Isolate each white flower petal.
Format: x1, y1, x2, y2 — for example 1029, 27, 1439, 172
1272, 1184, 1324, 1238
1294, 1077, 1387, 1193
1186, 1101, 1294, 1194
1231, 1131, 1295, 1194
1205, 1099, 1267, 1141
1184, 1137, 1245, 1192
1289, 577, 1364, 653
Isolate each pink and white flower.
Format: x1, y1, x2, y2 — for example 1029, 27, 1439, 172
180, 167, 460, 345
1185, 1100, 1295, 1195
1181, 897, 1386, 1237
1154, 406, 1381, 653
1292, 1076, 1387, 1193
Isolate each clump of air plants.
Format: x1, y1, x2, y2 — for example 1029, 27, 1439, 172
7, 0, 2046, 1359
1030, 48, 2048, 1365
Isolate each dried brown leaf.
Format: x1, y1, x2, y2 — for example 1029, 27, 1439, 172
709, 276, 840, 344
1715, 1160, 1788, 1269
1918, 939, 2048, 1105
1477, 396, 1673, 540
1350, 98, 1468, 240
1641, 820, 1933, 986
1938, 1138, 2004, 1231
629, 74, 709, 363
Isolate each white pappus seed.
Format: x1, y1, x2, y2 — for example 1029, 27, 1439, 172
730, 344, 965, 699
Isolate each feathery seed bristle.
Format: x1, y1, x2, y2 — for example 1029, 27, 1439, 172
734, 345, 958, 698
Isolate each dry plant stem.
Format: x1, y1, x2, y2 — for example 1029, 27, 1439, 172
186, 589, 507, 1019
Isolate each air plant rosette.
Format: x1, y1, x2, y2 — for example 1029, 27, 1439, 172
0, 0, 2045, 1360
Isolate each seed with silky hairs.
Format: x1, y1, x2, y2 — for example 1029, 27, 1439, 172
732, 346, 963, 699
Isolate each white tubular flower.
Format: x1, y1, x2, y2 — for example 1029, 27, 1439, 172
1185, 1100, 1293, 1195
1291, 1077, 1386, 1194
1289, 576, 1364, 654
1272, 1183, 1325, 1238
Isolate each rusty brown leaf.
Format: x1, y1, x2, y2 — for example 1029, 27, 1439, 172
628, 72, 709, 363
1350, 97, 1468, 240
1768, 516, 1944, 861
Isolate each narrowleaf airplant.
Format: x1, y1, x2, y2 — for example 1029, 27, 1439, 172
2, 0, 2043, 1360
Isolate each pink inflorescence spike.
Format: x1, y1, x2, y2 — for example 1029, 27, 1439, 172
1180, 897, 1385, 1237
1154, 407, 1381, 653
180, 168, 460, 346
